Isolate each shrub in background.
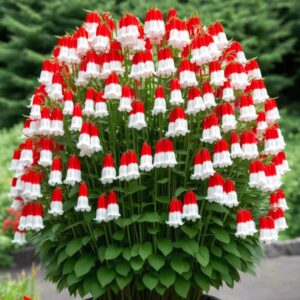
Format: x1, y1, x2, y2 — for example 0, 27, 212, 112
7, 7, 290, 300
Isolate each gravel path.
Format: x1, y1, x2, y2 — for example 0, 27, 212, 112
2, 256, 300, 300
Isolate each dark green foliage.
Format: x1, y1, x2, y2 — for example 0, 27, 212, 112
0, 0, 298, 127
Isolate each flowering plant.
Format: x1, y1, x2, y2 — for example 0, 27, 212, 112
8, 7, 290, 299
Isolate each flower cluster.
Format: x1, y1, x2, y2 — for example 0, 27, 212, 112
8, 8, 290, 246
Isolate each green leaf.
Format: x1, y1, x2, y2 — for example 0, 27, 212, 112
223, 241, 241, 257
157, 238, 173, 256
142, 274, 159, 290
206, 203, 228, 213
194, 273, 210, 292
116, 261, 131, 277
181, 239, 199, 256
159, 268, 176, 288
57, 250, 68, 265
138, 212, 162, 223
225, 254, 242, 269
155, 284, 167, 296
131, 243, 140, 257
97, 246, 106, 262
196, 246, 210, 267
74, 255, 96, 277
82, 236, 91, 245
211, 246, 222, 257
65, 238, 82, 256
147, 226, 160, 235
175, 277, 191, 298
83, 276, 105, 298
122, 247, 131, 261
63, 258, 76, 275
130, 256, 145, 271
211, 257, 230, 275
171, 259, 190, 275
157, 178, 169, 184
105, 244, 123, 260
67, 272, 81, 286
181, 224, 199, 238
148, 254, 165, 271
112, 230, 125, 241
174, 186, 187, 197
210, 227, 230, 244
139, 242, 153, 260
93, 227, 105, 239
156, 196, 169, 204
116, 274, 133, 290
97, 266, 116, 287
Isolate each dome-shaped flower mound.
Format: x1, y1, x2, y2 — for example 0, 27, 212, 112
9, 8, 290, 299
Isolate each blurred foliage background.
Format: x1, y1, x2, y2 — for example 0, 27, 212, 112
0, 0, 299, 267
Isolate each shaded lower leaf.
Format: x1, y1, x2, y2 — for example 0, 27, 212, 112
148, 253, 165, 271
159, 268, 176, 288
175, 277, 191, 298
97, 266, 116, 287
142, 273, 159, 290
74, 255, 96, 277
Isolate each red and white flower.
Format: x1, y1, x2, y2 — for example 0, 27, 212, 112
63, 90, 74, 115
166, 107, 189, 137
225, 62, 249, 90
224, 179, 239, 207
185, 87, 205, 115
84, 12, 101, 42
264, 127, 285, 155
95, 194, 108, 223
156, 47, 176, 77
38, 138, 52, 167
20, 139, 34, 167
30, 94, 43, 119
11, 197, 23, 210
92, 23, 112, 53
276, 189, 288, 211
166, 198, 184, 227
259, 216, 278, 243
256, 112, 268, 134
206, 173, 225, 203
49, 187, 64, 216
240, 131, 258, 160
153, 139, 177, 168
49, 157, 63, 186
230, 132, 242, 158
64, 155, 81, 186
166, 18, 190, 50
202, 82, 216, 109
182, 191, 200, 221
208, 22, 229, 50
48, 72, 64, 100
12, 228, 26, 245
265, 98, 280, 123
209, 61, 226, 86
262, 163, 281, 192
191, 149, 215, 180
106, 191, 120, 220
128, 101, 147, 130
178, 60, 197, 88
139, 143, 153, 172
82, 88, 95, 116
235, 209, 257, 238
71, 104, 83, 132
95, 91, 109, 117
85, 51, 100, 79
251, 79, 269, 104
75, 181, 91, 212
100, 153, 117, 184
75, 26, 89, 56
220, 80, 235, 102
51, 107, 64, 136
119, 86, 133, 112
170, 78, 184, 105
152, 86, 167, 115
201, 114, 221, 144
239, 95, 257, 122
118, 151, 140, 181
220, 103, 237, 132
245, 59, 262, 79
213, 139, 233, 168
144, 8, 165, 43
39, 60, 55, 85
117, 13, 140, 48
249, 160, 266, 189
268, 208, 288, 231
104, 72, 122, 100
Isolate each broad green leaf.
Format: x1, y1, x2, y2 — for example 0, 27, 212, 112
196, 246, 210, 267
63, 258, 76, 275
67, 272, 81, 286
170, 259, 190, 275
65, 238, 82, 256
157, 238, 173, 256
116, 274, 133, 290
82, 236, 91, 246
181, 239, 199, 256
210, 227, 230, 244
83, 276, 105, 298
157, 178, 169, 184
211, 245, 222, 257
74, 255, 96, 277
57, 250, 68, 265
148, 254, 165, 271
142, 274, 159, 290
159, 268, 176, 288
147, 226, 160, 235
175, 277, 191, 298
112, 230, 125, 241
93, 227, 105, 239
104, 244, 123, 260
131, 243, 140, 257
97, 266, 116, 287
130, 256, 144, 271
223, 241, 241, 257
122, 247, 131, 261
116, 261, 131, 277
174, 186, 187, 197
194, 273, 210, 292
97, 246, 106, 262
211, 257, 230, 275
155, 284, 167, 296
139, 242, 153, 260
201, 264, 213, 277
225, 254, 242, 269
138, 212, 162, 223
156, 196, 169, 204
181, 224, 199, 238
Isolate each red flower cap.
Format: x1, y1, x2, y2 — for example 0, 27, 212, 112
183, 190, 197, 205
208, 173, 224, 188
141, 143, 152, 156
97, 194, 107, 209
169, 198, 183, 213
52, 187, 63, 202
51, 157, 62, 171
107, 190, 118, 204
73, 104, 82, 117
79, 181, 88, 197
213, 139, 230, 153
103, 153, 115, 168
67, 155, 81, 171
51, 107, 63, 121
85, 11, 100, 24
